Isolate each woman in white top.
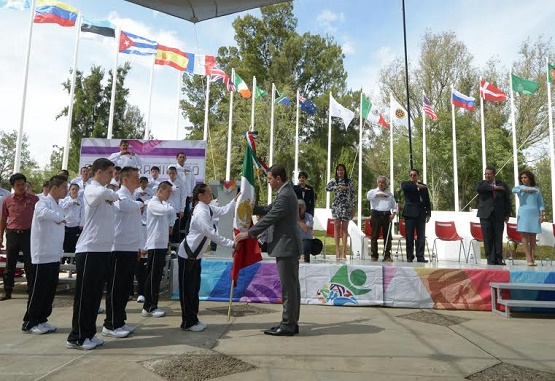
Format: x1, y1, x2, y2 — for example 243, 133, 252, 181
177, 183, 239, 332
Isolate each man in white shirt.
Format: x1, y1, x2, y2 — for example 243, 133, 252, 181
107, 139, 142, 169
102, 167, 144, 338
148, 166, 161, 191
22, 175, 67, 335
134, 176, 154, 204
167, 166, 185, 243
142, 181, 175, 318
59, 183, 84, 255
175, 152, 196, 215
71, 166, 92, 197
67, 158, 119, 351
367, 176, 397, 262
37, 180, 50, 201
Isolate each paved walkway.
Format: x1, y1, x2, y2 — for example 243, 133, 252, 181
0, 288, 554, 381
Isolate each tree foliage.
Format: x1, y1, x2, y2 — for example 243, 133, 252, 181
0, 130, 37, 189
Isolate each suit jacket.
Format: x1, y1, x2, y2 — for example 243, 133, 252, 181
249, 182, 302, 258
401, 181, 431, 218
476, 180, 511, 219
293, 184, 316, 216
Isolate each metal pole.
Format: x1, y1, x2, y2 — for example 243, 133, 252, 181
401, 0, 413, 170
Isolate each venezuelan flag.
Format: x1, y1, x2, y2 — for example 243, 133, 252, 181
155, 45, 194, 72
34, 0, 78, 27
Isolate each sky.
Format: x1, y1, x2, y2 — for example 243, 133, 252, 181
1, 0, 554, 168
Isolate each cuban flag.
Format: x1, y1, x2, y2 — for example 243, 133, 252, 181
119, 31, 157, 56
451, 89, 475, 111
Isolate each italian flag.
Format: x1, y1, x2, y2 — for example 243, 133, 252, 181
231, 131, 262, 284
362, 95, 389, 129
234, 72, 252, 99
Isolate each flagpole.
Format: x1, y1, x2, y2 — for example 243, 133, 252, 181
357, 90, 363, 229
326, 92, 332, 210
509, 71, 519, 201
175, 71, 181, 140
250, 76, 256, 131
479, 77, 487, 174
107, 29, 120, 139
389, 93, 394, 194
294, 89, 300, 185
62, 14, 82, 171
144, 55, 156, 140
13, 0, 36, 172
225, 69, 235, 181
422, 90, 427, 184
202, 74, 210, 141
401, 0, 414, 170
450, 85, 460, 212
268, 83, 275, 202
547, 58, 555, 218
227, 280, 234, 321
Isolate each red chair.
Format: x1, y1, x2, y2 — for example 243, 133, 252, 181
395, 218, 430, 262
323, 218, 350, 260
505, 222, 521, 265
432, 221, 466, 263
467, 222, 483, 264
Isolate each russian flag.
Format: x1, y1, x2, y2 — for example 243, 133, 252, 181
451, 89, 475, 111
34, 0, 78, 27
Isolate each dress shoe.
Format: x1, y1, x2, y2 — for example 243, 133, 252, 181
370, 257, 378, 262
496, 261, 506, 266
0, 292, 12, 301
264, 327, 296, 336
416, 258, 429, 263
382, 256, 393, 262
270, 325, 299, 334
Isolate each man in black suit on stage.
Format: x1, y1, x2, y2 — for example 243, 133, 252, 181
476, 166, 511, 265
401, 169, 431, 263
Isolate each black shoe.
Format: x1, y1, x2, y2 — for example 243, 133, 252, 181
416, 258, 429, 263
407, 257, 414, 263
496, 261, 506, 266
270, 325, 299, 334
0, 292, 12, 301
264, 327, 296, 336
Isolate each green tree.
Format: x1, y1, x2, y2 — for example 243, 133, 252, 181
0, 130, 37, 188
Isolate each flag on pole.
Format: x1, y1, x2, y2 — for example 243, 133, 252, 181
362, 95, 389, 128
80, 17, 115, 38
511, 73, 539, 95
119, 31, 157, 56
234, 72, 251, 98
192, 54, 216, 76
275, 88, 290, 106
155, 45, 191, 71
548, 63, 555, 84
423, 95, 438, 120
34, 0, 78, 27
0, 0, 29, 10
255, 85, 268, 99
451, 89, 475, 111
390, 96, 409, 127
231, 131, 263, 284
298, 94, 316, 115
479, 79, 506, 102
210, 66, 236, 92
330, 94, 354, 128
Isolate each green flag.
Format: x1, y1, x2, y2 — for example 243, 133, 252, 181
361, 95, 371, 119
548, 63, 555, 84
511, 73, 539, 95
255, 86, 268, 99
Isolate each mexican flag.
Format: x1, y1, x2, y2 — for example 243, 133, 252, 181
362, 95, 389, 129
231, 131, 262, 284
234, 72, 252, 99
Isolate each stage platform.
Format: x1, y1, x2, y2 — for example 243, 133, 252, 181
170, 254, 555, 312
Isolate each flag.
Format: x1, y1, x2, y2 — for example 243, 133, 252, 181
155, 45, 191, 71
298, 94, 316, 115
549, 63, 555, 84
231, 131, 263, 284
234, 73, 251, 98
423, 95, 438, 120
479, 79, 506, 102
255, 85, 268, 99
192, 54, 216, 76
362, 95, 389, 128
210, 66, 235, 92
390, 96, 409, 127
330, 94, 354, 128
119, 31, 157, 56
34, 0, 78, 27
80, 17, 115, 38
511, 73, 539, 95
0, 0, 29, 10
275, 88, 290, 106
451, 89, 475, 111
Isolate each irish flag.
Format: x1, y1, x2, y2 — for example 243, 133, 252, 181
231, 131, 262, 283
362, 95, 389, 129
234, 72, 252, 99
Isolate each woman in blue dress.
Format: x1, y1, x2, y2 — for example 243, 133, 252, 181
512, 170, 545, 266
326, 164, 355, 260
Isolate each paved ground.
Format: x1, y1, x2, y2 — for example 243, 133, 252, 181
0, 287, 554, 381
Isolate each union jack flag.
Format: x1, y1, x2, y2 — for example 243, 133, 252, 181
210, 66, 235, 92
423, 95, 438, 121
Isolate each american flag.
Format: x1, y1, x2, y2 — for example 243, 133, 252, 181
423, 95, 438, 121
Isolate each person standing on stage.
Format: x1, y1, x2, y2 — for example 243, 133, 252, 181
107, 139, 142, 169
149, 166, 161, 191
71, 166, 91, 197
235, 165, 302, 336
60, 183, 84, 255
178, 184, 238, 332
167, 166, 185, 243
293, 171, 316, 216
401, 169, 431, 263
142, 181, 176, 318
66, 158, 119, 351
0, 173, 39, 301
367, 175, 397, 262
22, 175, 67, 334
102, 167, 144, 338
476, 166, 511, 265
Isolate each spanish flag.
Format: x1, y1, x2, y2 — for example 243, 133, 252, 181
34, 0, 78, 27
155, 45, 193, 72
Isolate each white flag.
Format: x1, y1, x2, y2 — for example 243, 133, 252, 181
330, 95, 355, 128
390, 96, 409, 128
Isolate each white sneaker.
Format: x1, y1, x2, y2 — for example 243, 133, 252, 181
30, 323, 50, 335
142, 308, 165, 318
90, 336, 104, 347
137, 295, 145, 303
186, 322, 206, 332
65, 338, 96, 350
41, 322, 57, 332
102, 327, 130, 338
121, 324, 136, 333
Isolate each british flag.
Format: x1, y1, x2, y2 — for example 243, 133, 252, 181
210, 66, 235, 92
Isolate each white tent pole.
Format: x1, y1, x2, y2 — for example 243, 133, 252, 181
225, 68, 235, 181
451, 84, 460, 212
107, 29, 120, 139
144, 56, 156, 140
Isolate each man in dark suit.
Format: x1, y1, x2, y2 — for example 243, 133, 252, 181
293, 171, 316, 216
401, 169, 431, 263
476, 166, 511, 265
235, 165, 302, 336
